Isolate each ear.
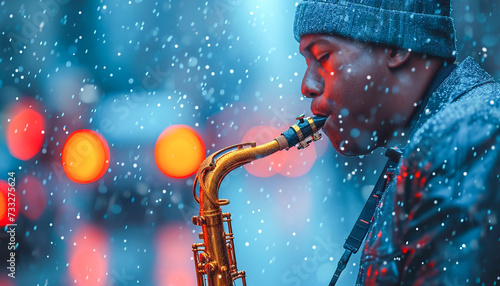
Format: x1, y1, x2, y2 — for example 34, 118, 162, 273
387, 49, 411, 69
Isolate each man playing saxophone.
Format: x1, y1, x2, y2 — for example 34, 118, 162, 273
293, 0, 500, 285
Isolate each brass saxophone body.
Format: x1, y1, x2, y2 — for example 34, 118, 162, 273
191, 115, 327, 286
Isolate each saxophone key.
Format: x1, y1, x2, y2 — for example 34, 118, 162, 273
192, 215, 206, 226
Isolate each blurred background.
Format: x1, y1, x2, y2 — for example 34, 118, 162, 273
0, 0, 498, 285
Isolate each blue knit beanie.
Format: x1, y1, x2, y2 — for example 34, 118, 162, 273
294, 0, 457, 60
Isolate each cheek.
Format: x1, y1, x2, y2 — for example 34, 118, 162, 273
322, 66, 336, 78
343, 80, 382, 122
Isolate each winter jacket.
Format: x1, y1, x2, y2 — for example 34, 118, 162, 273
356, 57, 500, 286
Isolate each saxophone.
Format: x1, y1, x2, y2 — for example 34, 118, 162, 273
191, 115, 327, 286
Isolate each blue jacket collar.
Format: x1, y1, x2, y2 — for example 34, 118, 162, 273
411, 57, 495, 135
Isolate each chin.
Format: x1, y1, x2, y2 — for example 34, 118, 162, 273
326, 130, 375, 157
332, 142, 374, 157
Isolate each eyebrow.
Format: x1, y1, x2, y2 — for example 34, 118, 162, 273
300, 38, 328, 56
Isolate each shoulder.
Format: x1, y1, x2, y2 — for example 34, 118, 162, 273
410, 79, 500, 148
394, 80, 500, 286
406, 80, 500, 168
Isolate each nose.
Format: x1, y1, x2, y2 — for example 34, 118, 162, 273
301, 65, 324, 98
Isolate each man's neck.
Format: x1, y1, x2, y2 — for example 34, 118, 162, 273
385, 61, 457, 151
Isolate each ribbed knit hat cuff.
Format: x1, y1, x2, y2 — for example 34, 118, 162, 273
294, 1, 457, 60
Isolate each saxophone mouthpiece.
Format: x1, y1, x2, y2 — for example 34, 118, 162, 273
277, 114, 328, 150
311, 115, 328, 130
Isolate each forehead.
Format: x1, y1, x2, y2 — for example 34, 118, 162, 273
299, 34, 376, 56
299, 34, 363, 56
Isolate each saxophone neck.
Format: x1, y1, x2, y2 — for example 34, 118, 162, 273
197, 140, 281, 210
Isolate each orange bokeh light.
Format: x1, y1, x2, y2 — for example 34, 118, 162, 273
0, 180, 18, 226
155, 125, 206, 179
6, 108, 45, 161
62, 129, 110, 184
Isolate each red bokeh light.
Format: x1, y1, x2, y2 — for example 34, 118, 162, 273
241, 125, 318, 178
0, 180, 19, 226
68, 225, 109, 285
278, 143, 316, 178
241, 125, 287, 177
154, 224, 196, 286
6, 108, 45, 161
18, 175, 46, 221
0, 277, 14, 286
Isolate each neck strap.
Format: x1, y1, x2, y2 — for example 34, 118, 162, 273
329, 147, 402, 286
